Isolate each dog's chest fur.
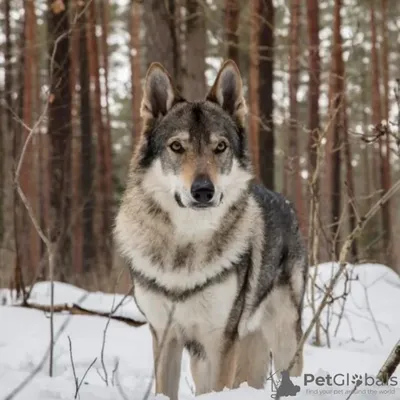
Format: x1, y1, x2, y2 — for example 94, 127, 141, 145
115, 189, 260, 336
135, 274, 238, 338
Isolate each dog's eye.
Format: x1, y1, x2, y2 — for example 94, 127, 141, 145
215, 141, 227, 154
170, 141, 184, 153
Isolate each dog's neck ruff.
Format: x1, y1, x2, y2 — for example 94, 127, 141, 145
115, 179, 259, 297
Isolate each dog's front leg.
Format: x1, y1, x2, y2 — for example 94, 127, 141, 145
150, 325, 183, 400
190, 333, 234, 395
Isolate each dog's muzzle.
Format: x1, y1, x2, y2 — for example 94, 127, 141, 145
190, 175, 215, 206
174, 175, 223, 209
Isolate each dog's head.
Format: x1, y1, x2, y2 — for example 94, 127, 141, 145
134, 60, 253, 212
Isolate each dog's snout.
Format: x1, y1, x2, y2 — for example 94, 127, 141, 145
191, 175, 215, 204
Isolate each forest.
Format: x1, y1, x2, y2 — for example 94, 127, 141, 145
0, 0, 400, 291
1, 1, 400, 399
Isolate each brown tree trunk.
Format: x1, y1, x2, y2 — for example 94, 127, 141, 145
78, 3, 95, 273
48, 0, 72, 279
87, 0, 112, 272
99, 0, 114, 271
258, 0, 275, 189
287, 0, 304, 228
184, 0, 206, 101
225, 0, 240, 66
22, 0, 41, 283
342, 95, 358, 261
70, 0, 82, 275
306, 0, 321, 265
1, 0, 17, 288
327, 0, 344, 259
144, 0, 180, 87
307, 0, 320, 175
379, 0, 393, 269
249, 0, 260, 179
130, 0, 142, 145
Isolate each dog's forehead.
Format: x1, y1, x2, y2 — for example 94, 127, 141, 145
161, 101, 236, 142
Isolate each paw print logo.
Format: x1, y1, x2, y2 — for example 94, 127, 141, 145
351, 374, 362, 387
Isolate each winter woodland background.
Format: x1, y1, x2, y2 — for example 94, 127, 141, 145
1, 1, 400, 399
0, 0, 400, 292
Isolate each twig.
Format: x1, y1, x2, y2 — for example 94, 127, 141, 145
76, 358, 97, 398
68, 336, 79, 395
361, 281, 383, 345
111, 358, 120, 387
68, 335, 97, 399
377, 339, 400, 384
114, 367, 130, 400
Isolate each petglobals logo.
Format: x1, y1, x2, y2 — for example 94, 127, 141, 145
304, 373, 398, 387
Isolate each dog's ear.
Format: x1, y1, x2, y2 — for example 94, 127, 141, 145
206, 60, 247, 123
140, 63, 184, 120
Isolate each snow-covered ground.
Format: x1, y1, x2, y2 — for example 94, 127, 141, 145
0, 263, 399, 399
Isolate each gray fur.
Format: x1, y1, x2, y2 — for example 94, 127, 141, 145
114, 60, 308, 400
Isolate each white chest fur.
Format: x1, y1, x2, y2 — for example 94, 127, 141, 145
134, 273, 238, 337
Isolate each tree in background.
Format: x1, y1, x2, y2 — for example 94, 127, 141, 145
248, 0, 260, 179
287, 0, 304, 228
130, 0, 142, 144
306, 0, 321, 266
1, 0, 16, 288
258, 0, 275, 189
143, 0, 181, 89
326, 0, 344, 259
225, 0, 240, 66
184, 0, 207, 101
48, 0, 72, 278
78, 2, 95, 274
370, 1, 392, 268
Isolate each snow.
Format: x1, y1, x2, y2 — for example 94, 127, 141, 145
1, 263, 399, 399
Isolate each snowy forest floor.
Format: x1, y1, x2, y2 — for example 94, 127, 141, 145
0, 263, 399, 400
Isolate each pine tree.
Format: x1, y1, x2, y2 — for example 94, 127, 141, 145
258, 0, 275, 189
130, 0, 142, 144
225, 0, 240, 66
249, 0, 260, 179
288, 0, 304, 228
185, 0, 206, 101
78, 2, 95, 273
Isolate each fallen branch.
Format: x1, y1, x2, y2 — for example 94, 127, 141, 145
15, 302, 146, 328
377, 339, 400, 384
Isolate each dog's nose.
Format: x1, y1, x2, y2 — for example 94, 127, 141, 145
191, 176, 215, 204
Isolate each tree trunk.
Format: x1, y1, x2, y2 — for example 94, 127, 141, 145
70, 0, 82, 275
130, 0, 142, 144
87, 0, 112, 272
288, 0, 304, 228
327, 0, 344, 259
99, 0, 114, 271
143, 0, 180, 87
1, 0, 17, 288
307, 0, 320, 175
306, 0, 321, 265
78, 3, 95, 273
184, 0, 206, 101
379, 0, 393, 269
249, 0, 260, 179
258, 0, 275, 189
22, 0, 41, 283
225, 0, 240, 66
342, 95, 358, 261
48, 0, 72, 279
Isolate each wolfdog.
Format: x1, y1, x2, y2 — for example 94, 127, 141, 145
114, 60, 308, 400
